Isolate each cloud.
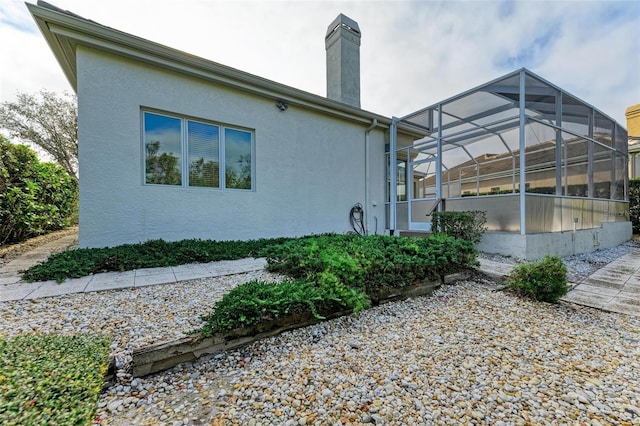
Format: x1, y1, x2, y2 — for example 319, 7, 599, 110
1, 0, 638, 126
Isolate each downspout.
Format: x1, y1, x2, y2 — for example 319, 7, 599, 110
364, 118, 378, 235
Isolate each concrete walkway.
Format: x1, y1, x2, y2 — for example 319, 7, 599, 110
478, 256, 640, 317
0, 232, 638, 317
561, 252, 640, 317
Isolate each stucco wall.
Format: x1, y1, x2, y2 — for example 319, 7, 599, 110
76, 47, 386, 247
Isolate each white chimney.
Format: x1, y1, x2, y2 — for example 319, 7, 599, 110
325, 14, 361, 108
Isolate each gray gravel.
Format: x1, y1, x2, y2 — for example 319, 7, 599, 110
1, 243, 639, 425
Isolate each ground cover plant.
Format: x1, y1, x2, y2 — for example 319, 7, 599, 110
0, 333, 111, 426
200, 278, 369, 335
200, 233, 477, 334
507, 255, 568, 302
22, 235, 300, 283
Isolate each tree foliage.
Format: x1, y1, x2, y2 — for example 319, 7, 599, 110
0, 136, 78, 245
0, 90, 77, 177
145, 141, 181, 185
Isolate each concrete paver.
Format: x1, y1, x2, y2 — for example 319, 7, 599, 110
134, 273, 177, 288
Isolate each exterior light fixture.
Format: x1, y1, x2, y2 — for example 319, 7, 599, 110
276, 100, 288, 111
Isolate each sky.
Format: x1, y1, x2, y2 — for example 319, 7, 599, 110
1, 0, 639, 126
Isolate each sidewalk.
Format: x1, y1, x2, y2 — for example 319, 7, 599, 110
1, 232, 638, 317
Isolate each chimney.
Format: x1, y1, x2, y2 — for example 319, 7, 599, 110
325, 14, 361, 108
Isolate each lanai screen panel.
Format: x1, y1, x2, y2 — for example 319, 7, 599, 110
394, 69, 628, 234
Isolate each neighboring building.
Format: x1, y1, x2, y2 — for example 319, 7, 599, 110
627, 104, 640, 178
29, 1, 630, 259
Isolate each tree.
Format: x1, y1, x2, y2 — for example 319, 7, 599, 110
145, 141, 181, 185
0, 90, 78, 178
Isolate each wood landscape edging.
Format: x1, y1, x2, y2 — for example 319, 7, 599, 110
106, 271, 470, 381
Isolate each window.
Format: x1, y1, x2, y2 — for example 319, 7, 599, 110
144, 113, 182, 185
143, 111, 253, 190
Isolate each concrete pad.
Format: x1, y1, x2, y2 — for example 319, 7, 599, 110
625, 276, 640, 286
0, 276, 22, 285
561, 290, 612, 307
4, 261, 34, 272
135, 267, 173, 277
26, 277, 91, 299
589, 270, 631, 282
0, 283, 41, 302
135, 273, 176, 287
85, 271, 136, 292
173, 269, 211, 282
581, 278, 625, 290
571, 284, 620, 298
603, 297, 640, 317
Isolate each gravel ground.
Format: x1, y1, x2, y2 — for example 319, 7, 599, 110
1, 244, 639, 425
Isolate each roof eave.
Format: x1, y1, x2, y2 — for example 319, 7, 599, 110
26, 1, 393, 127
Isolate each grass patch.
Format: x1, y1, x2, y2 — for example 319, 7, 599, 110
0, 333, 112, 426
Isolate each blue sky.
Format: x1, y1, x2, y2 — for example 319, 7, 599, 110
0, 0, 638, 125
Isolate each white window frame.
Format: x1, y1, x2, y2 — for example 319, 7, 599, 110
142, 109, 255, 191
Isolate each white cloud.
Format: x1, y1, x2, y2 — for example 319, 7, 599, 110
1, 0, 638, 125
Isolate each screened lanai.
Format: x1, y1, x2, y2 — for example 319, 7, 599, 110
388, 68, 629, 256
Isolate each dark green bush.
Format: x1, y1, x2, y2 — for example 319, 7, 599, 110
0, 333, 111, 426
507, 255, 568, 302
0, 137, 78, 245
22, 236, 298, 283
200, 233, 477, 334
431, 210, 487, 244
260, 233, 477, 296
630, 178, 640, 234
200, 279, 369, 335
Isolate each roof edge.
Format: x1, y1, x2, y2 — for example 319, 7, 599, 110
26, 1, 393, 127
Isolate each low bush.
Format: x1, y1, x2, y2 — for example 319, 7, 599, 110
22, 235, 300, 283
200, 233, 476, 334
0, 333, 111, 426
431, 210, 487, 244
200, 279, 369, 335
507, 255, 568, 302
261, 233, 477, 296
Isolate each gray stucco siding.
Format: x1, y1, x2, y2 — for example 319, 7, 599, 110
76, 47, 385, 247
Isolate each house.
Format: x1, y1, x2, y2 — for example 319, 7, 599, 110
28, 1, 630, 259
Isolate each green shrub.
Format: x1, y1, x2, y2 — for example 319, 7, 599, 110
22, 235, 299, 283
0, 333, 111, 426
431, 210, 487, 244
199, 233, 478, 334
260, 233, 477, 296
0, 137, 78, 245
630, 178, 640, 234
200, 279, 369, 335
507, 255, 568, 302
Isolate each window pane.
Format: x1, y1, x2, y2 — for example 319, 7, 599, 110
188, 121, 219, 188
224, 128, 252, 190
562, 136, 588, 197
144, 112, 182, 185
593, 144, 611, 199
